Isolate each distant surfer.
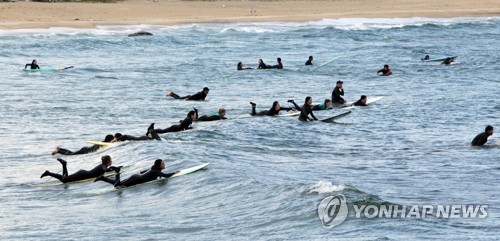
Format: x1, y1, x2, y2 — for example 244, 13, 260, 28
24, 59, 40, 70
237, 62, 253, 70
312, 99, 333, 110
353, 95, 368, 106
377, 65, 392, 76
196, 108, 227, 121
52, 134, 114, 156
305, 56, 313, 65
257, 59, 272, 69
272, 58, 283, 69
298, 96, 318, 121
422, 55, 430, 61
442, 58, 454, 65
113, 123, 161, 142
331, 80, 345, 105
155, 109, 197, 134
249, 101, 296, 116
40, 155, 120, 183
471, 126, 494, 146
95, 159, 180, 188
166, 87, 209, 101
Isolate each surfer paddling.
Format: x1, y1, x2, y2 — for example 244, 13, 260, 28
298, 96, 318, 121
24, 59, 40, 70
155, 109, 197, 133
40, 155, 121, 183
196, 108, 227, 122
113, 123, 161, 142
249, 101, 297, 116
52, 134, 114, 155
471, 126, 494, 146
166, 87, 209, 101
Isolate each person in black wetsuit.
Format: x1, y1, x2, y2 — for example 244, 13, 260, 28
95, 159, 180, 188
249, 101, 296, 116
331, 80, 345, 105
377, 65, 392, 76
196, 108, 227, 122
155, 110, 197, 134
305, 56, 313, 66
471, 126, 494, 146
353, 95, 368, 106
312, 99, 332, 110
257, 59, 271, 69
40, 155, 120, 183
299, 96, 318, 121
166, 87, 209, 101
51, 134, 114, 156
237, 62, 253, 70
272, 58, 283, 69
421, 55, 430, 61
113, 123, 161, 142
442, 58, 454, 65
24, 59, 40, 70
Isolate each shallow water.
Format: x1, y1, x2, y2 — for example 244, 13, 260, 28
0, 17, 499, 240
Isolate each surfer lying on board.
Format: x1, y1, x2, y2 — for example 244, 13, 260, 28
196, 108, 227, 121
422, 55, 430, 61
40, 155, 120, 183
442, 58, 455, 65
353, 95, 368, 106
471, 126, 494, 146
114, 123, 161, 142
305, 56, 313, 65
166, 87, 209, 101
237, 62, 253, 70
299, 96, 318, 121
95, 159, 180, 188
257, 59, 272, 69
312, 99, 333, 110
377, 65, 392, 76
155, 110, 197, 134
52, 134, 114, 155
250, 101, 296, 116
332, 80, 345, 105
272, 58, 283, 69
24, 59, 40, 70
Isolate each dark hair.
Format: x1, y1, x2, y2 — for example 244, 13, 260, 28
237, 62, 242, 67
188, 110, 196, 118
485, 125, 493, 132
152, 159, 163, 170
324, 99, 331, 104
103, 134, 114, 142
384, 65, 389, 68
361, 95, 367, 100
304, 96, 312, 104
101, 155, 111, 164
277, 58, 281, 62
32, 59, 37, 64
309, 56, 313, 60
272, 101, 279, 109
114, 133, 123, 139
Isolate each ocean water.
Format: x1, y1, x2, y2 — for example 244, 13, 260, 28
0, 17, 499, 240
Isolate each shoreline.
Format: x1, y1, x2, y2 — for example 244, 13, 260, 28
1, 0, 499, 30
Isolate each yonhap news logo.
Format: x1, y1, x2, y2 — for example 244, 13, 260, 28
318, 195, 488, 229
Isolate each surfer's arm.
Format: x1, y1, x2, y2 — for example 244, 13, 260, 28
159, 171, 176, 178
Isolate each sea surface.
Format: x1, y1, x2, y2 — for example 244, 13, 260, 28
0, 17, 499, 240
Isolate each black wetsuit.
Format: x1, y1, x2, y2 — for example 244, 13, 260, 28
117, 135, 152, 141
57, 144, 102, 155
155, 117, 193, 134
251, 105, 293, 116
45, 162, 112, 183
378, 68, 392, 76
353, 100, 367, 106
299, 104, 318, 121
332, 87, 345, 104
100, 167, 175, 188
170, 91, 207, 101
196, 114, 226, 122
25, 64, 40, 69
272, 63, 283, 69
471, 132, 490, 146
305, 60, 313, 66
258, 63, 271, 69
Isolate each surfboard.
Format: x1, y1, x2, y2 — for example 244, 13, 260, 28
33, 166, 131, 187
342, 96, 384, 109
23, 66, 73, 72
86, 141, 114, 146
275, 112, 300, 117
320, 111, 351, 123
422, 56, 457, 62
317, 56, 341, 69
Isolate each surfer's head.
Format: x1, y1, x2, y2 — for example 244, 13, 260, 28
237, 62, 243, 70
32, 59, 37, 65
103, 135, 114, 143
188, 110, 197, 120
336, 80, 343, 87
305, 96, 312, 105
485, 126, 494, 135
219, 108, 226, 118
153, 159, 165, 170
272, 101, 280, 111
324, 99, 331, 108
203, 87, 210, 95
101, 155, 112, 166
360, 95, 367, 105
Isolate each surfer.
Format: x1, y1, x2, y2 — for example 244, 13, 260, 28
114, 123, 161, 142
331, 80, 345, 105
166, 87, 209, 101
272, 58, 283, 69
237, 62, 252, 70
312, 99, 333, 110
377, 65, 392, 76
471, 126, 494, 146
305, 56, 313, 65
40, 155, 120, 183
196, 108, 227, 121
422, 55, 430, 61
24, 59, 40, 70
95, 159, 180, 188
257, 59, 271, 69
250, 101, 296, 116
298, 96, 318, 121
155, 110, 197, 134
442, 58, 454, 65
353, 95, 368, 106
51, 134, 114, 156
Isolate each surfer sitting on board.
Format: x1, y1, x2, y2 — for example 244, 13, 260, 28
353, 95, 368, 106
332, 80, 345, 105
95, 159, 180, 188
471, 126, 494, 146
40, 155, 120, 183
312, 99, 333, 110
52, 134, 114, 156
166, 87, 209, 101
24, 59, 40, 70
196, 108, 227, 122
113, 123, 161, 142
305, 56, 313, 65
377, 65, 392, 76
237, 62, 252, 70
442, 58, 454, 65
257, 59, 272, 69
250, 101, 296, 116
272, 57, 283, 69
155, 109, 197, 134
298, 96, 318, 121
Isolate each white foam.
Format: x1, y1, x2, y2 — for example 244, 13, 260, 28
308, 180, 345, 194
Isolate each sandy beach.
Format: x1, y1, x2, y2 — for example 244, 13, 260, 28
0, 0, 499, 29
